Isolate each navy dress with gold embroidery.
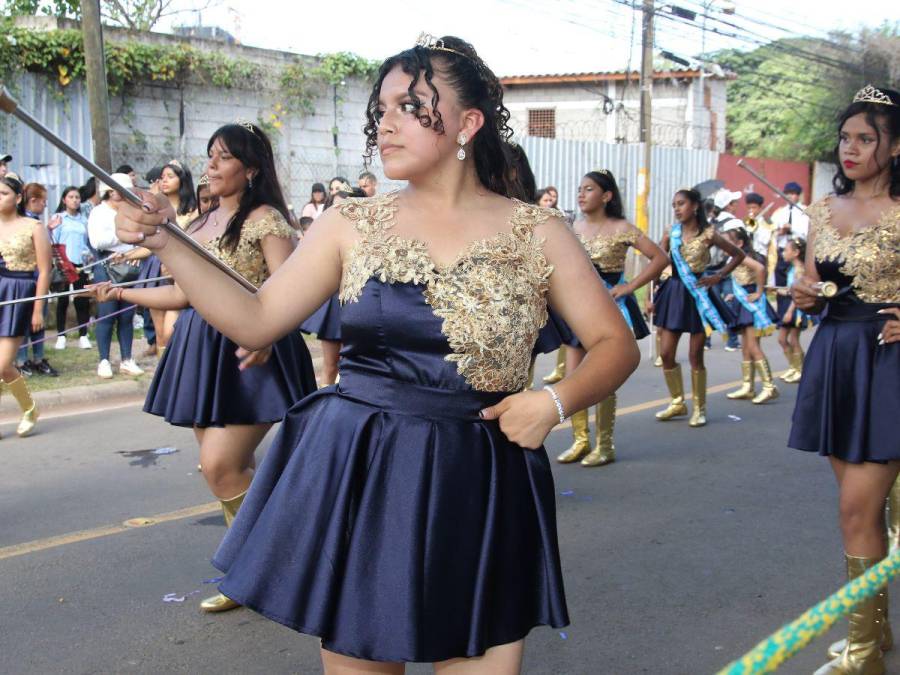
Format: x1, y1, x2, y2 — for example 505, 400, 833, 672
789, 199, 900, 462
0, 225, 38, 337
145, 211, 317, 427
212, 193, 569, 662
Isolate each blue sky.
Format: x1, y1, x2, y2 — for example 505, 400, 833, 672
160, 0, 898, 76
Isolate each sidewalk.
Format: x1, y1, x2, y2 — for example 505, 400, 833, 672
0, 332, 325, 423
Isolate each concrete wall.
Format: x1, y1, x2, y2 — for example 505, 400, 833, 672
504, 76, 728, 151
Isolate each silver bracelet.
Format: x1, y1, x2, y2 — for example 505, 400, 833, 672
543, 385, 566, 424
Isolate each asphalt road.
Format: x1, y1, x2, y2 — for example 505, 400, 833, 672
2, 335, 896, 675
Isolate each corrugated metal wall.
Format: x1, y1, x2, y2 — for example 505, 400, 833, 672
520, 136, 719, 242
1, 75, 94, 209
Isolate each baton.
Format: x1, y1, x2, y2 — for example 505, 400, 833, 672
736, 159, 807, 214
0, 275, 172, 308
0, 85, 256, 292
765, 281, 838, 297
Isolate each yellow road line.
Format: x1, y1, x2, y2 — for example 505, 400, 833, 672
1, 371, 788, 561
0, 502, 220, 561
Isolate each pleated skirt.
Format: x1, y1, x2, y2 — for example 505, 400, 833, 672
0, 270, 36, 338
300, 293, 341, 341
653, 275, 734, 334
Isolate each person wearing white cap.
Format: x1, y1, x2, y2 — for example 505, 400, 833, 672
0, 153, 11, 180
87, 173, 144, 379
710, 189, 745, 351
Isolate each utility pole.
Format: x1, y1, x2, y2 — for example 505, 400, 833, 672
636, 0, 654, 236
81, 0, 113, 171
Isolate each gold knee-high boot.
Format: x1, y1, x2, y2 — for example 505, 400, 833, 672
557, 409, 590, 463
689, 368, 707, 427
582, 394, 616, 467
200, 491, 247, 613
656, 365, 688, 420
779, 346, 796, 381
543, 348, 566, 384
751, 359, 779, 404
784, 348, 805, 384
4, 375, 38, 437
727, 361, 756, 400
815, 555, 887, 675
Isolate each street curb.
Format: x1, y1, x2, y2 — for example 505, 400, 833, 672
0, 355, 325, 420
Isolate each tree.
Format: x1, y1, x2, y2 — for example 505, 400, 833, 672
2, 0, 215, 32
715, 24, 899, 162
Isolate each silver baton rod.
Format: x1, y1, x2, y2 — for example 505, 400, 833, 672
0, 275, 173, 308
736, 159, 807, 214
0, 85, 257, 292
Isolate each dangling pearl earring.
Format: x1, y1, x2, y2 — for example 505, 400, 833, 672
248, 175, 254, 190
457, 133, 467, 161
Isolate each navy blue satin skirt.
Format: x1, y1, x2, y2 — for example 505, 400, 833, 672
776, 295, 816, 329
212, 369, 570, 662
653, 275, 734, 334
144, 308, 317, 427
0, 270, 36, 338
729, 284, 779, 330
136, 255, 172, 288
789, 302, 900, 463
300, 293, 341, 341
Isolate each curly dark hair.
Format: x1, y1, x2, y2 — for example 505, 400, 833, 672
363, 36, 515, 197
832, 87, 900, 199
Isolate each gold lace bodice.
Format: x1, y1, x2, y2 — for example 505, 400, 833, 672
0, 224, 37, 271
202, 210, 294, 287
809, 198, 900, 303
579, 228, 640, 273
733, 262, 757, 287
338, 192, 555, 392
676, 227, 714, 274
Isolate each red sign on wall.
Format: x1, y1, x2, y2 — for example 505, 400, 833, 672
716, 154, 810, 220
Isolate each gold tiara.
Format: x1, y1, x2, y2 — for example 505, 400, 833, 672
198, 174, 210, 186
415, 32, 467, 58
334, 181, 354, 193
4, 171, 21, 182
853, 85, 896, 106
167, 159, 183, 169
592, 168, 611, 176
234, 119, 258, 135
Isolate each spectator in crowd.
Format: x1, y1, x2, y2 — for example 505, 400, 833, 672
358, 171, 378, 197
115, 164, 138, 185
144, 166, 164, 195
0, 152, 10, 179
545, 185, 559, 208
87, 173, 144, 379
78, 177, 100, 219
536, 188, 555, 208
328, 175, 350, 196
196, 173, 216, 216
15, 182, 58, 376
301, 182, 327, 220
48, 186, 92, 350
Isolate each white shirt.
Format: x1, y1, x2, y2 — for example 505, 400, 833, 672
771, 203, 809, 249
301, 202, 325, 220
752, 224, 772, 258
87, 202, 134, 254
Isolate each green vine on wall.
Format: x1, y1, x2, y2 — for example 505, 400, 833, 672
0, 23, 379, 110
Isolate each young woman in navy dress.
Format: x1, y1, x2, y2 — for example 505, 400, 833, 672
115, 34, 640, 673
0, 174, 51, 437
93, 123, 317, 614
720, 225, 780, 404
556, 170, 667, 467
651, 189, 743, 427
791, 86, 900, 675
775, 236, 812, 383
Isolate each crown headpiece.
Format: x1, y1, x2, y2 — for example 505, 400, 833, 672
415, 32, 467, 59
334, 181, 354, 194
853, 85, 896, 106
198, 174, 210, 186
167, 158, 183, 170
234, 119, 258, 135
592, 168, 612, 176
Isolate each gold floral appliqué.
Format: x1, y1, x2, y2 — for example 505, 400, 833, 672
579, 229, 639, 273
338, 193, 555, 392
811, 199, 900, 303
0, 226, 36, 271
202, 210, 295, 287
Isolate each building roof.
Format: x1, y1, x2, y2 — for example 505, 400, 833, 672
500, 67, 725, 86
